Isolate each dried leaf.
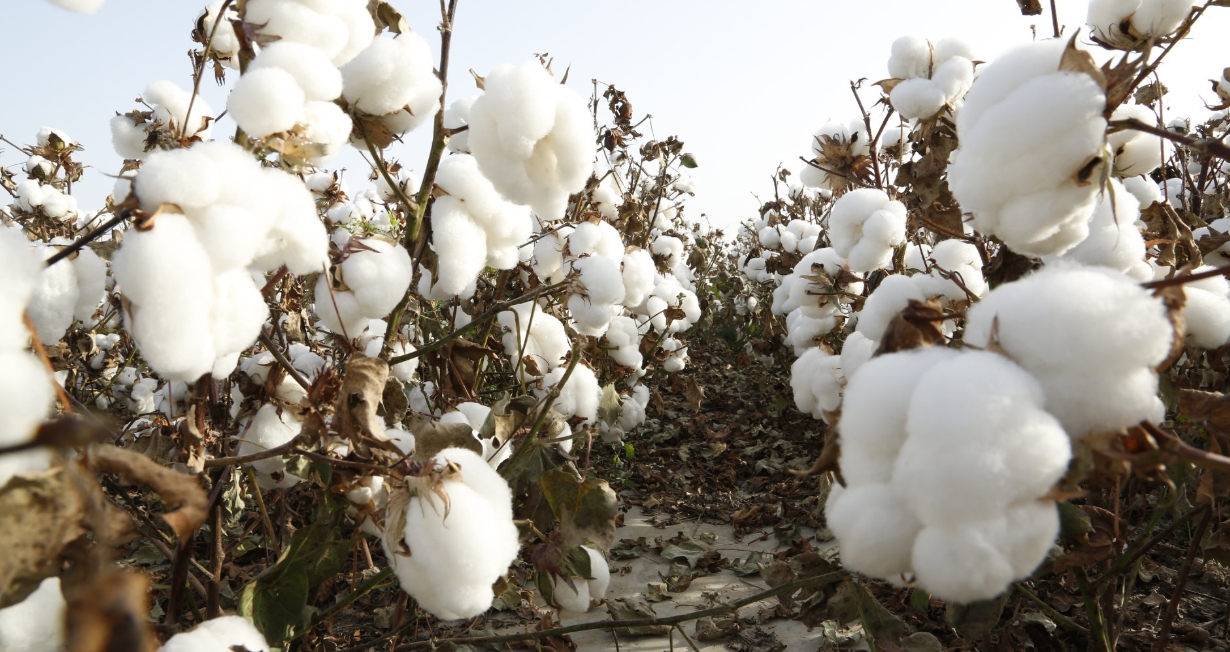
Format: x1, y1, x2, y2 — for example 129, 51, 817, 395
88, 445, 206, 546
597, 384, 621, 426
64, 571, 156, 652
335, 356, 390, 445
684, 378, 705, 411
0, 468, 90, 607
406, 418, 483, 460
606, 597, 669, 636
541, 470, 618, 552
1058, 34, 1107, 95
825, 580, 906, 644
367, 0, 410, 34
874, 298, 947, 355
946, 593, 1010, 640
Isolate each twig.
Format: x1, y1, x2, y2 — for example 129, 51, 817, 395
181, 0, 235, 140
849, 80, 882, 189
1144, 421, 1230, 474
46, 210, 129, 267
1111, 117, 1230, 163
1155, 506, 1213, 652
1016, 584, 1089, 634
244, 466, 281, 559
1093, 502, 1208, 588
203, 435, 300, 468
258, 330, 312, 392
1143, 263, 1230, 289
1049, 0, 1060, 38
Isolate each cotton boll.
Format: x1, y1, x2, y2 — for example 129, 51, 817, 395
245, 0, 348, 63
605, 316, 643, 369
926, 239, 988, 299
758, 226, 782, 249
249, 41, 342, 102
790, 347, 843, 421
826, 483, 922, 579
314, 274, 366, 338
498, 303, 570, 377
445, 95, 477, 153
911, 524, 1016, 604
199, 2, 241, 68
467, 61, 594, 220
71, 247, 107, 321
300, 101, 354, 161
1055, 179, 1149, 280
887, 36, 932, 80
158, 615, 270, 652
541, 363, 600, 423
785, 310, 837, 354
947, 39, 1107, 256
331, 0, 376, 65
573, 256, 626, 306
209, 269, 269, 363
964, 264, 1172, 439
0, 351, 55, 480
839, 331, 877, 382
28, 246, 80, 344
854, 274, 930, 342
552, 572, 592, 613
144, 80, 214, 140
252, 169, 330, 274
1123, 175, 1163, 207
893, 351, 1071, 528
1108, 104, 1163, 176
431, 196, 490, 296
1088, 0, 1196, 48
341, 33, 441, 126
341, 239, 412, 318
0, 577, 66, 652
109, 115, 148, 159
651, 236, 684, 268
134, 146, 222, 212
1182, 272, 1230, 348
390, 340, 420, 381
839, 347, 959, 485
239, 404, 303, 489
620, 250, 656, 308
799, 120, 871, 191
828, 189, 907, 272
228, 67, 306, 139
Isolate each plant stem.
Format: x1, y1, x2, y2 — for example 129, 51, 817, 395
1154, 506, 1213, 652
46, 209, 129, 267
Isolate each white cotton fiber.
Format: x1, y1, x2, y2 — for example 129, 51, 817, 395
431, 196, 490, 297
342, 239, 412, 318
467, 61, 593, 220
947, 39, 1107, 256
541, 363, 600, 423
621, 250, 656, 308
854, 274, 930, 343
228, 67, 306, 139
790, 347, 843, 421
384, 447, 520, 621
1108, 104, 1163, 177
1055, 179, 1150, 280
158, 615, 270, 652
499, 303, 570, 377
964, 264, 1172, 439
1088, 0, 1196, 48
342, 33, 441, 129
71, 247, 107, 321
799, 120, 870, 191
924, 239, 988, 300
238, 404, 303, 489
886, 36, 975, 120
828, 188, 907, 272
27, 246, 79, 344
1182, 271, 1230, 348
249, 41, 342, 102
826, 483, 922, 580
0, 577, 66, 652
143, 80, 215, 141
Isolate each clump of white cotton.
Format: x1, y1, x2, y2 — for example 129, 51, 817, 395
341, 33, 441, 135
316, 238, 412, 338
1088, 0, 1196, 49
539, 363, 600, 423
245, 0, 374, 66
158, 615, 270, 652
382, 447, 521, 620
110, 81, 215, 159
790, 347, 843, 422
237, 404, 303, 489
1108, 104, 1164, 177
498, 303, 571, 379
827, 188, 907, 272
828, 348, 1071, 603
1054, 179, 1150, 280
467, 61, 594, 220
113, 141, 328, 380
429, 154, 533, 296
0, 577, 66, 652
947, 38, 1108, 256
799, 120, 870, 192
886, 36, 975, 120
1180, 269, 1230, 348
568, 256, 625, 336
964, 264, 1172, 439
551, 546, 611, 613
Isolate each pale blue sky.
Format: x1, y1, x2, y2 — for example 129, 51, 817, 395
3, 1, 1226, 231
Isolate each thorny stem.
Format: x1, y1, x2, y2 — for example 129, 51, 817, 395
45, 209, 129, 267
1154, 506, 1213, 652
387, 281, 569, 366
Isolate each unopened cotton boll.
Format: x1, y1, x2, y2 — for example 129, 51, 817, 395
228, 67, 306, 139
790, 347, 843, 421
947, 38, 1107, 256
964, 264, 1172, 439
341, 33, 441, 130
383, 447, 520, 620
467, 61, 594, 220
158, 615, 270, 652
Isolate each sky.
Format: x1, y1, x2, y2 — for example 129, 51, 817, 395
2, 1, 1227, 233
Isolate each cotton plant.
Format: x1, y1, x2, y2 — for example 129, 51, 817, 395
381, 447, 521, 621
111, 81, 215, 159
1087, 0, 1197, 49
467, 60, 594, 220
111, 140, 328, 380
883, 36, 976, 121
947, 38, 1109, 257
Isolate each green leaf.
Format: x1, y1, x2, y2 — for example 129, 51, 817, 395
909, 588, 931, 613
541, 469, 618, 552
238, 509, 352, 645
680, 153, 699, 168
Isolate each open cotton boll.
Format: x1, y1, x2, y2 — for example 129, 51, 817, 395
28, 246, 80, 344
886, 36, 975, 120
605, 316, 643, 368
785, 309, 837, 354
541, 363, 600, 423
964, 264, 1172, 439
144, 80, 215, 141
245, 0, 370, 66
1088, 0, 1197, 48
342, 33, 441, 129
0, 351, 55, 485
199, 2, 241, 68
228, 67, 306, 139
621, 250, 656, 308
758, 225, 782, 249
340, 239, 412, 319
839, 331, 876, 382
158, 615, 270, 652
133, 145, 222, 212
1108, 104, 1163, 176
431, 196, 489, 296
838, 347, 959, 485
790, 347, 843, 421
1123, 174, 1163, 208
784, 248, 857, 319
300, 100, 354, 161
825, 483, 922, 580
467, 61, 593, 220
384, 448, 520, 620
887, 35, 932, 80
924, 239, 987, 300
828, 188, 907, 272
249, 41, 343, 102
618, 387, 649, 431
1181, 271, 1230, 348
893, 351, 1071, 528
568, 298, 617, 337
854, 274, 930, 342
799, 120, 871, 191
239, 404, 303, 490
573, 256, 626, 306
251, 173, 328, 274
0, 227, 45, 344
1054, 179, 1150, 280
569, 221, 625, 263
651, 236, 684, 268
445, 95, 477, 153
111, 213, 217, 381
498, 303, 570, 377
947, 38, 1107, 257
0, 577, 65, 652
71, 247, 107, 321
390, 340, 420, 381
209, 269, 269, 365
